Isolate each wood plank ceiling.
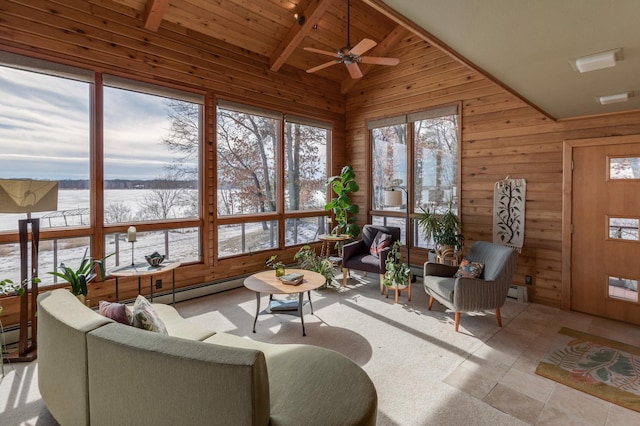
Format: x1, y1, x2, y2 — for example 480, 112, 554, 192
108, 0, 406, 93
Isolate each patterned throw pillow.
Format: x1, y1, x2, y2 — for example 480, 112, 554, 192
131, 295, 168, 334
98, 300, 132, 325
369, 232, 392, 257
454, 259, 485, 279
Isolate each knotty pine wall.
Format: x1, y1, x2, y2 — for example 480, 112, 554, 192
345, 33, 640, 307
0, 0, 346, 325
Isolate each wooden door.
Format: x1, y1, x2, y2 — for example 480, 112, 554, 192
572, 142, 640, 324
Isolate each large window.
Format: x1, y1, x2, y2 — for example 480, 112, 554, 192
370, 106, 459, 250
0, 53, 204, 283
216, 102, 331, 257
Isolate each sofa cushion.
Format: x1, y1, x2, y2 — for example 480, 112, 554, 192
369, 231, 392, 257
131, 295, 168, 334
151, 302, 216, 341
454, 259, 484, 279
98, 300, 131, 325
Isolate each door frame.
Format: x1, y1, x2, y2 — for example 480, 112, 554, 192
562, 134, 640, 310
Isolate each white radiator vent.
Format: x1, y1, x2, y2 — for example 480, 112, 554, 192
507, 285, 528, 303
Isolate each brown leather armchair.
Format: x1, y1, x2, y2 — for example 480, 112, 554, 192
341, 225, 401, 293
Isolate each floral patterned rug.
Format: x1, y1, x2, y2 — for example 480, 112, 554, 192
536, 327, 640, 413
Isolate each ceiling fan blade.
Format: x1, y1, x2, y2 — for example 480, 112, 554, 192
360, 56, 400, 66
349, 38, 377, 57
304, 47, 339, 57
307, 60, 340, 73
346, 62, 363, 79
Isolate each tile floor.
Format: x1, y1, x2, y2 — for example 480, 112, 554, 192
444, 303, 640, 425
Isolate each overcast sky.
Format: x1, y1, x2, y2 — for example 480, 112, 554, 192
0, 66, 180, 181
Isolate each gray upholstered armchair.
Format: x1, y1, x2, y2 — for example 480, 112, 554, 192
423, 241, 518, 332
342, 224, 401, 293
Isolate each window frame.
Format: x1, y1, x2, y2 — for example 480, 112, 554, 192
367, 103, 461, 253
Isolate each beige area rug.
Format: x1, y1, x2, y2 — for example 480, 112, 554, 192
1, 272, 534, 425
536, 327, 640, 413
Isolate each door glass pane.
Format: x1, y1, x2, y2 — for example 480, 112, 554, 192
609, 217, 639, 240
608, 276, 638, 302
610, 157, 640, 179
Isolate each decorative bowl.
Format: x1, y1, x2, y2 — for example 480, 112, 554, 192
145, 252, 165, 267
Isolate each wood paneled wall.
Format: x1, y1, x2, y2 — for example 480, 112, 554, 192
345, 33, 640, 307
0, 0, 346, 325
3, 0, 640, 321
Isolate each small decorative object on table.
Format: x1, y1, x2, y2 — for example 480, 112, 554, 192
145, 252, 165, 267
278, 272, 304, 286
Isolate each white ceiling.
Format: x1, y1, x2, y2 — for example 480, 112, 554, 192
380, 0, 640, 119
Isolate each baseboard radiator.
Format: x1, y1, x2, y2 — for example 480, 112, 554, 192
507, 285, 529, 303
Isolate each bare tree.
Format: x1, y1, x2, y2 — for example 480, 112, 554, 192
104, 202, 132, 224
136, 175, 187, 220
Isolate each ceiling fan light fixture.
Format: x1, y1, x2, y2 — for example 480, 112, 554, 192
293, 13, 305, 25
598, 91, 633, 105
573, 49, 622, 73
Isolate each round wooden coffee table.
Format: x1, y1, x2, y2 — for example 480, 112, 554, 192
244, 269, 325, 336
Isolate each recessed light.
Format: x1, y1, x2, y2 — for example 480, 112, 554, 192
598, 92, 633, 105
572, 49, 622, 73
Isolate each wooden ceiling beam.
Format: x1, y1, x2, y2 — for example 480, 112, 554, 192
270, 0, 336, 72
341, 24, 407, 94
143, 0, 170, 32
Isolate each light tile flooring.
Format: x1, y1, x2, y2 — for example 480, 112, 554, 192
444, 303, 640, 425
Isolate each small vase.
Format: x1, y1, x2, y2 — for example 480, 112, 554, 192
275, 266, 285, 277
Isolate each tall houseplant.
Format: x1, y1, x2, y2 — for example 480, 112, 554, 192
325, 165, 360, 238
49, 248, 112, 303
417, 202, 464, 254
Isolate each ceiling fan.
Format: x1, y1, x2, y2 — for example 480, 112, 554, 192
304, 0, 399, 79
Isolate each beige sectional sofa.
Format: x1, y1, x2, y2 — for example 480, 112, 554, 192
37, 289, 377, 426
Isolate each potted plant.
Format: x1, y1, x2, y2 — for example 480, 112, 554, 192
325, 165, 360, 238
382, 241, 410, 289
265, 254, 286, 277
294, 245, 336, 288
0, 277, 40, 316
49, 248, 112, 304
417, 201, 464, 261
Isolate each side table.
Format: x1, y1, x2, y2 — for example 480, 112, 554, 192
109, 260, 180, 305
243, 269, 325, 336
318, 234, 351, 261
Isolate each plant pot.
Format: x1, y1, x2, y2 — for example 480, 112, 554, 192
76, 294, 86, 305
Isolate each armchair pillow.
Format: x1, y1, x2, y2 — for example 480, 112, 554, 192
454, 259, 484, 279
369, 232, 392, 257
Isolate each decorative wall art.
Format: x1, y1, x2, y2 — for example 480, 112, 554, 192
493, 176, 526, 252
